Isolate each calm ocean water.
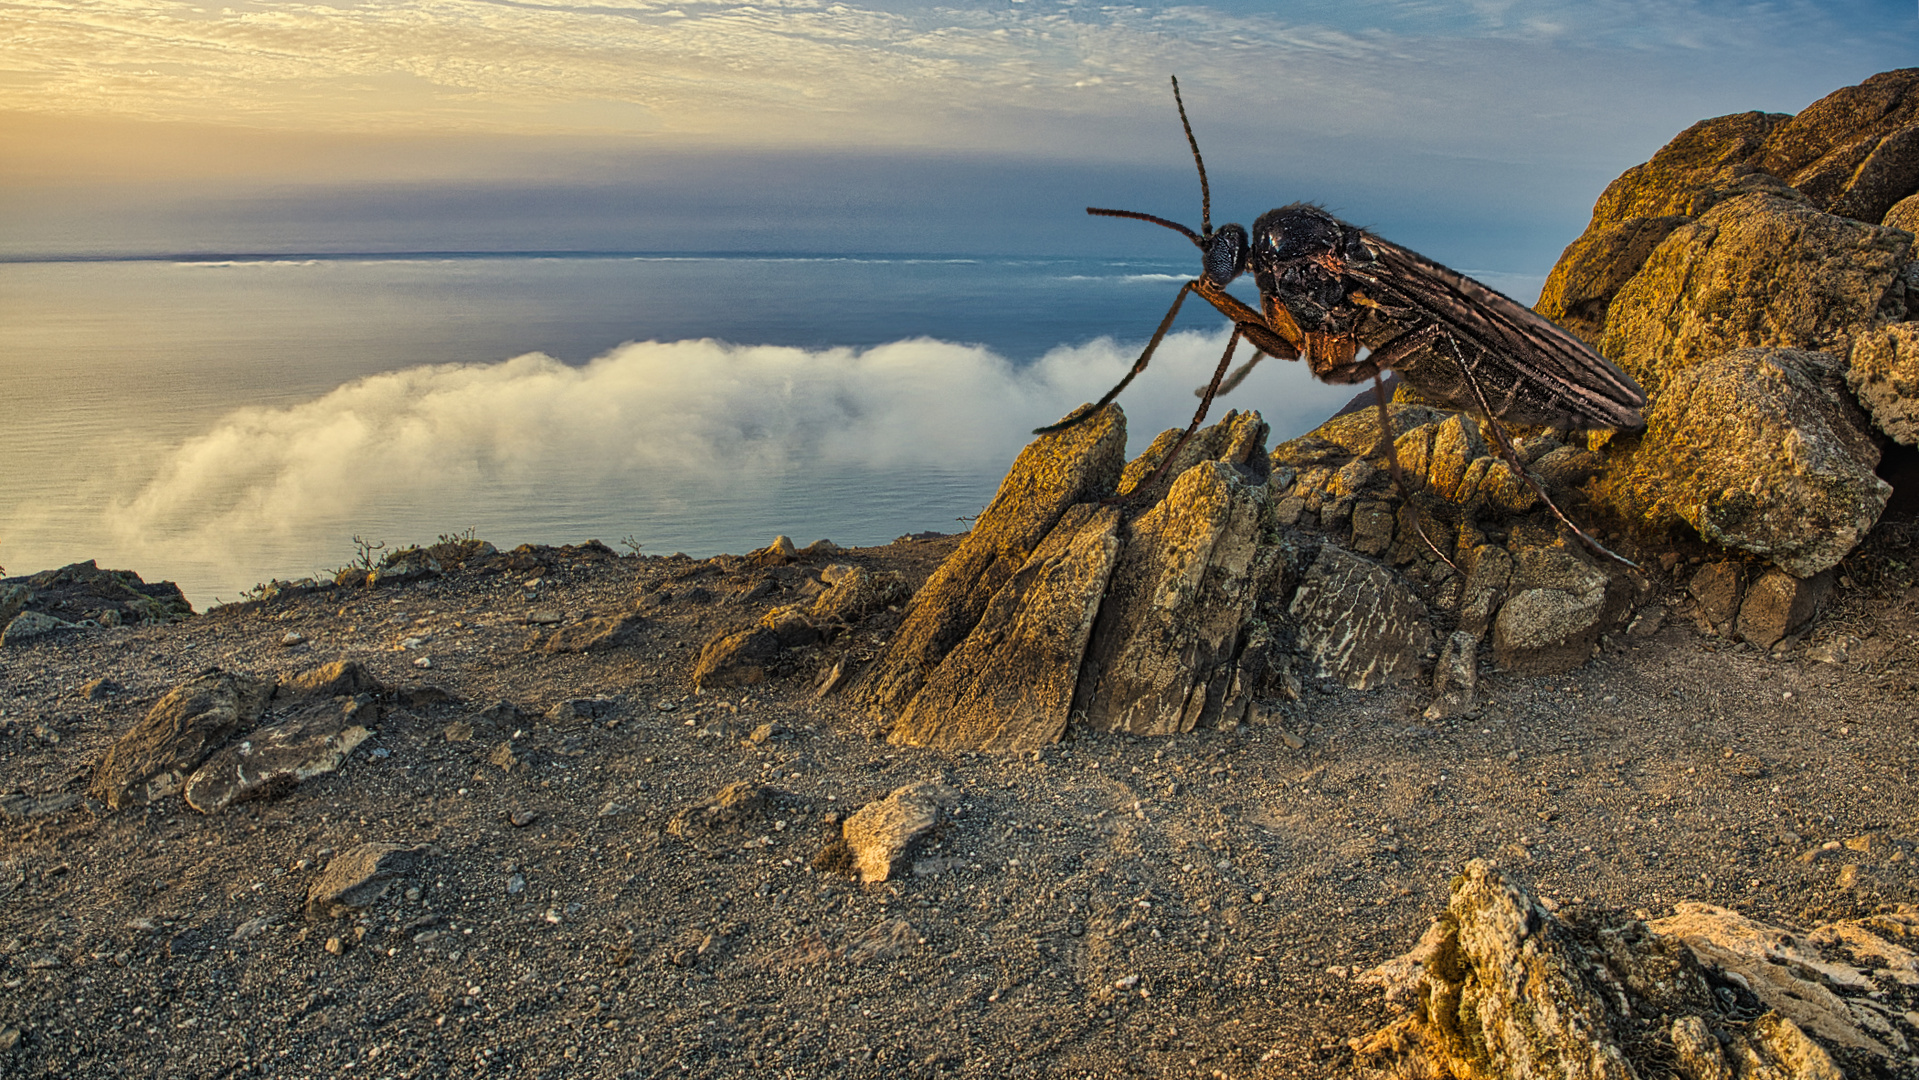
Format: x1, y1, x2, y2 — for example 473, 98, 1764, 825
0, 253, 1543, 609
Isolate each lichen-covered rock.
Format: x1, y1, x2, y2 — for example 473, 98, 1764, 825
1075, 458, 1273, 734
1287, 546, 1432, 690
1886, 192, 1919, 233
1593, 348, 1889, 577
1760, 68, 1919, 226
1492, 541, 1631, 675
1847, 322, 1919, 443
887, 503, 1121, 751
182, 698, 376, 813
1598, 193, 1910, 401
90, 670, 275, 810
1354, 860, 1867, 1080
1538, 110, 1790, 342
858, 405, 1126, 717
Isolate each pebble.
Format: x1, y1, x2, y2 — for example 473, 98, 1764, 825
414, 657, 432, 669
506, 874, 527, 895
280, 632, 306, 647
509, 810, 538, 827
0, 1028, 19, 1051
325, 936, 345, 955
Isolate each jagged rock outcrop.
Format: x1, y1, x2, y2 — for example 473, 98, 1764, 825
1353, 860, 1912, 1080
0, 560, 193, 643
858, 405, 1128, 719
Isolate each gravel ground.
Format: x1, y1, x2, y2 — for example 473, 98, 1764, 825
2, 525, 1916, 1079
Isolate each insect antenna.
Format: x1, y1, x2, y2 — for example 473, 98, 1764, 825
1086, 207, 1202, 247
1170, 75, 1212, 239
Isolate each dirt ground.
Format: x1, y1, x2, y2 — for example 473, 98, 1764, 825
2, 515, 1917, 1080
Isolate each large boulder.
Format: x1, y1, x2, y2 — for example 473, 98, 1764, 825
1847, 322, 1919, 443
1592, 348, 1889, 577
1597, 192, 1909, 402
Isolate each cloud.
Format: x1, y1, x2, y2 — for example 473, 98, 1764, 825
4, 0, 1905, 167
87, 330, 1351, 603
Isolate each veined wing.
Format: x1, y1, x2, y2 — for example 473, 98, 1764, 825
1362, 236, 1647, 431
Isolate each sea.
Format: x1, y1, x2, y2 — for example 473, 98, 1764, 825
0, 252, 1544, 610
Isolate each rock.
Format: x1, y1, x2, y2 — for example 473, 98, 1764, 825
1761, 68, 1919, 226
839, 780, 958, 884
1354, 860, 1858, 1080
544, 696, 616, 724
305, 843, 423, 918
1424, 631, 1480, 720
814, 661, 850, 698
0, 584, 29, 629
1075, 449, 1273, 734
1287, 546, 1433, 690
801, 538, 842, 556
691, 627, 785, 690
525, 609, 564, 626
3, 560, 193, 627
369, 548, 441, 586
1690, 560, 1749, 627
1491, 542, 1630, 674
858, 404, 1127, 717
666, 782, 776, 838
77, 677, 121, 701
90, 670, 275, 810
537, 611, 647, 654
745, 536, 798, 568
1650, 902, 1919, 1068
1593, 349, 1890, 577
747, 722, 786, 744
468, 700, 524, 732
1, 611, 77, 646
1888, 191, 1919, 233
887, 503, 1122, 751
758, 604, 826, 648
1736, 569, 1835, 649
809, 567, 911, 625
1538, 110, 1790, 341
182, 698, 376, 813
1847, 323, 1919, 443
443, 721, 473, 743
278, 660, 383, 701
1598, 193, 1909, 402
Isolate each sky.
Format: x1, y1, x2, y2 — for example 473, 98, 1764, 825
3, 1, 1917, 267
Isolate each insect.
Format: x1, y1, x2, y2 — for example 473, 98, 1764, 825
1041, 77, 1648, 567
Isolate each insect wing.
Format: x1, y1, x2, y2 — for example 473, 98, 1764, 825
1363, 237, 1647, 431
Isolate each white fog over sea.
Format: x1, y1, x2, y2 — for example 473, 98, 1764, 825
0, 253, 1546, 610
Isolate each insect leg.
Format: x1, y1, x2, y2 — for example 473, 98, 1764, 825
1035, 281, 1196, 435
1444, 336, 1640, 570
1125, 327, 1243, 498
1196, 350, 1266, 398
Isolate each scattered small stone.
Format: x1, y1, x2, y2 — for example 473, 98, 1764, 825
510, 810, 539, 827
840, 780, 959, 884
0, 1027, 19, 1051
526, 609, 564, 626
813, 661, 850, 699
280, 631, 306, 646
506, 874, 527, 895
443, 721, 474, 743
76, 677, 121, 701
747, 722, 786, 745
324, 936, 345, 955
305, 843, 424, 918
545, 697, 617, 724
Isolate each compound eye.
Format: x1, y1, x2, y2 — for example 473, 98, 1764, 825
1202, 224, 1247, 288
